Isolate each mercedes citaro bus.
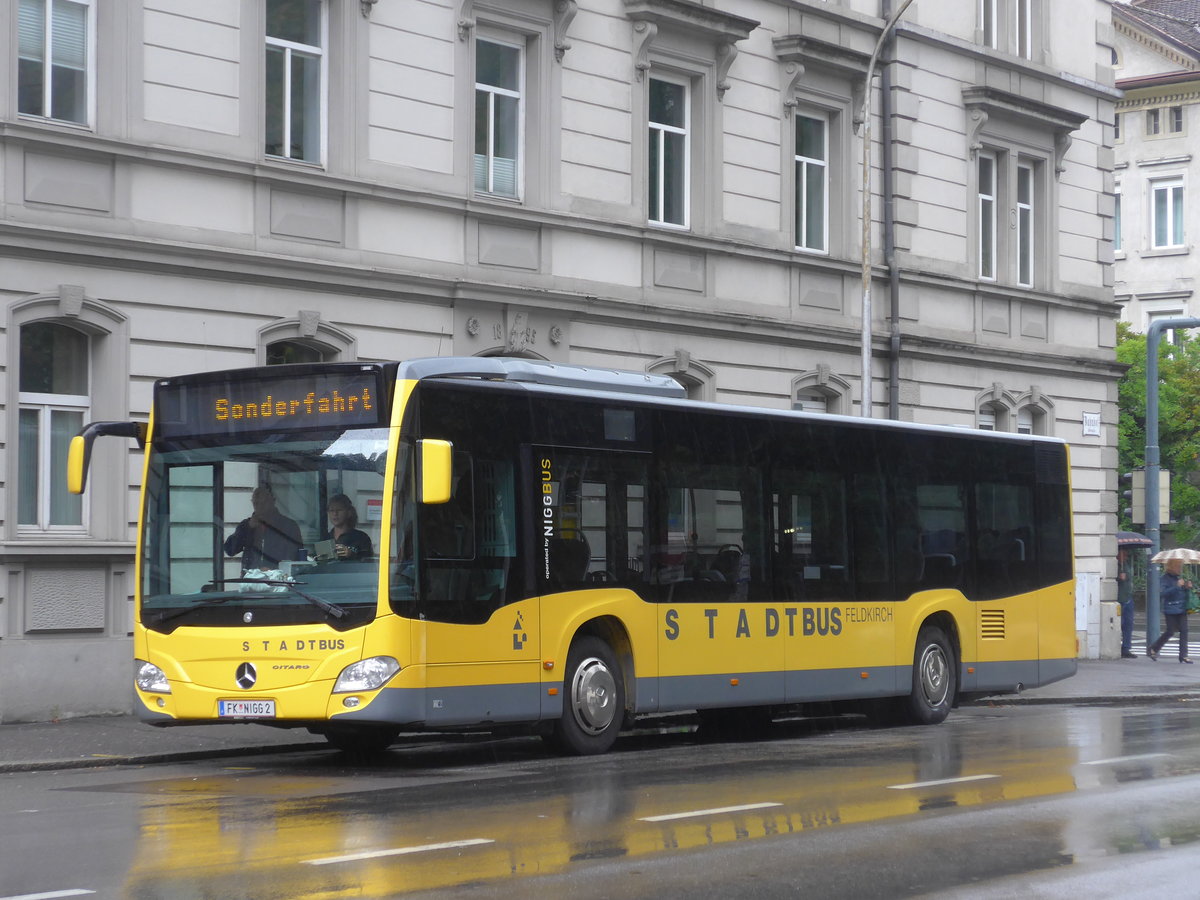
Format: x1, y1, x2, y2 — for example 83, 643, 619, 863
69, 357, 1076, 755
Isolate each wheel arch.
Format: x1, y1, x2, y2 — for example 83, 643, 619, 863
915, 610, 962, 704
571, 615, 636, 717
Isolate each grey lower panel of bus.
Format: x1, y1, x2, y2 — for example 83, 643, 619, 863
138, 657, 1078, 729
963, 657, 1076, 696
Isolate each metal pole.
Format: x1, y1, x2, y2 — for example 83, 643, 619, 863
1144, 317, 1200, 648
859, 0, 914, 418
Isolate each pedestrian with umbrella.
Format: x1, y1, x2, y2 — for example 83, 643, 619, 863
1148, 548, 1200, 663
1117, 531, 1152, 658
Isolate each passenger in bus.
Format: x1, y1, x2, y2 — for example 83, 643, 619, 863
223, 485, 303, 572
324, 493, 374, 560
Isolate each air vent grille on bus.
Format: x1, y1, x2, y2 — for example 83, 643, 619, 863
980, 609, 1006, 640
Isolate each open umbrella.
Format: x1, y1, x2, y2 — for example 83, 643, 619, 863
1118, 530, 1152, 548
1151, 547, 1200, 564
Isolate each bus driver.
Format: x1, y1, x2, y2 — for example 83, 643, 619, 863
223, 485, 303, 572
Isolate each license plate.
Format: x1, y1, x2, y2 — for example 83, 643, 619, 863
218, 699, 276, 718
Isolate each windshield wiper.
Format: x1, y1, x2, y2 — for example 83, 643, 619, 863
226, 578, 348, 620
156, 578, 348, 625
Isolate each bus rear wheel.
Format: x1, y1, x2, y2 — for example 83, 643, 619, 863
547, 636, 625, 756
899, 625, 956, 725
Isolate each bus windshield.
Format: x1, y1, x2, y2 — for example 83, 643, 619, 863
140, 426, 389, 632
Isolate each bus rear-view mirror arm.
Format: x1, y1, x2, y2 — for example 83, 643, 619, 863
68, 421, 147, 495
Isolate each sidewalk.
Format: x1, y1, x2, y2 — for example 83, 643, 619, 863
5, 657, 1200, 773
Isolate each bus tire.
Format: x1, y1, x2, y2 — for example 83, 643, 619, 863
901, 625, 956, 725
548, 636, 625, 756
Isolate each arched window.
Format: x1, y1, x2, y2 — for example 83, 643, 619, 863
18, 322, 88, 529
791, 366, 850, 416
1014, 389, 1054, 436
266, 339, 325, 366
8, 286, 129, 539
647, 351, 715, 402
257, 313, 355, 365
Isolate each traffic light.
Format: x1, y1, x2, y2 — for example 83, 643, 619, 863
1126, 469, 1170, 524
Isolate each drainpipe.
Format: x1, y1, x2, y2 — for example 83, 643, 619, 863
882, 0, 901, 421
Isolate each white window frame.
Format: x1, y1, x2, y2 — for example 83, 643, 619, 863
1151, 177, 1185, 249
1014, 0, 1032, 59
17, 322, 91, 534
1016, 161, 1034, 287
474, 36, 525, 200
979, 0, 997, 48
1168, 105, 1184, 134
264, 0, 328, 165
1114, 186, 1122, 254
17, 0, 95, 126
1146, 108, 1162, 136
978, 151, 998, 280
648, 74, 691, 229
794, 111, 829, 253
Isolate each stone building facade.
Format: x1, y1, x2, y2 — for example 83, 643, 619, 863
1112, 0, 1200, 330
0, 0, 1121, 721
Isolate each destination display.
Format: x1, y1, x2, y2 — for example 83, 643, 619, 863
154, 367, 386, 437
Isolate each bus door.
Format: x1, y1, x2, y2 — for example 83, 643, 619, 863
410, 450, 537, 726
534, 445, 658, 709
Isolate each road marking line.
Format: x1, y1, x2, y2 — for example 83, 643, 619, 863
2, 891, 96, 900
304, 838, 495, 866
1080, 753, 1169, 766
887, 774, 999, 790
639, 802, 783, 822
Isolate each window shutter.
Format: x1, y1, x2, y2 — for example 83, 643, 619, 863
18, 0, 44, 61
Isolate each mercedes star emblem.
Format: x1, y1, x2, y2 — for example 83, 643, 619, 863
236, 662, 257, 689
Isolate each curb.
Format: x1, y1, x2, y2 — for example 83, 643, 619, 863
0, 741, 324, 774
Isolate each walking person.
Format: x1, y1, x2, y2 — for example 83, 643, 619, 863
1148, 558, 1194, 663
1117, 546, 1136, 658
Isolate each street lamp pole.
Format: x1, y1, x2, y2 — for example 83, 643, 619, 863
859, 0, 914, 418
1144, 317, 1200, 647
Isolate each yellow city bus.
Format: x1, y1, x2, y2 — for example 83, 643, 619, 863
69, 357, 1076, 755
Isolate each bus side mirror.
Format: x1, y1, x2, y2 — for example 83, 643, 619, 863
419, 439, 453, 505
68, 421, 147, 494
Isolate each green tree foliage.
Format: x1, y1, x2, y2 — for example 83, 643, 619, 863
1117, 323, 1200, 546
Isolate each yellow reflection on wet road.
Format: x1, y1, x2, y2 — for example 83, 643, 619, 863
120, 741, 1083, 899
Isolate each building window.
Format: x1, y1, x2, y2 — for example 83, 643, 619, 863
980, 0, 997, 48
1014, 0, 1032, 59
1146, 108, 1161, 136
795, 113, 828, 252
1168, 105, 1184, 134
1017, 407, 1035, 434
474, 38, 523, 198
17, 0, 92, 125
266, 340, 325, 365
265, 0, 325, 163
1114, 188, 1122, 253
1016, 162, 1034, 287
1151, 178, 1185, 249
978, 408, 997, 431
648, 76, 689, 228
978, 152, 997, 280
19, 322, 88, 530
1114, 112, 1121, 142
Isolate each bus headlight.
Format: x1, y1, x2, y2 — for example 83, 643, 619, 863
334, 656, 400, 693
135, 659, 171, 694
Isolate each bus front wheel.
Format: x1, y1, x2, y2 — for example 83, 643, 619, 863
547, 636, 625, 756
901, 625, 956, 725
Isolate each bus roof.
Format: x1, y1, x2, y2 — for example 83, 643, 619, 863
397, 357, 1067, 448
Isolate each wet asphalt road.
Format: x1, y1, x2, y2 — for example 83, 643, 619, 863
4, 702, 1200, 899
